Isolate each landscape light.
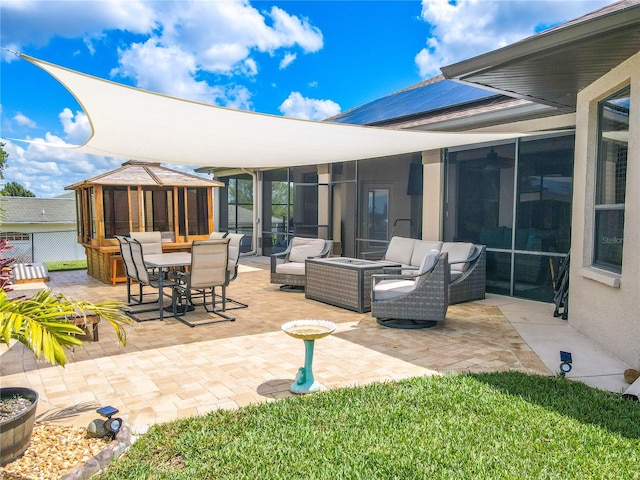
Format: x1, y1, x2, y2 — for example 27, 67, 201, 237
97, 405, 122, 435
559, 351, 573, 376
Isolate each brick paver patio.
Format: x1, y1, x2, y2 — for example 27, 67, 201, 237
0, 257, 549, 428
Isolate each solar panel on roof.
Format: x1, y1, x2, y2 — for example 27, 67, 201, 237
330, 80, 496, 125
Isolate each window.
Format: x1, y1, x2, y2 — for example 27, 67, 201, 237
102, 185, 210, 240
594, 86, 630, 273
0, 232, 30, 241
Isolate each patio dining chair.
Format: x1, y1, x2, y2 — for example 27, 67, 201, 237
125, 238, 176, 322
129, 231, 163, 255
209, 231, 228, 239
215, 232, 248, 309
116, 235, 157, 306
171, 238, 235, 326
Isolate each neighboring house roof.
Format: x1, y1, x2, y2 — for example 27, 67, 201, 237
0, 196, 77, 224
441, 0, 640, 109
64, 160, 225, 190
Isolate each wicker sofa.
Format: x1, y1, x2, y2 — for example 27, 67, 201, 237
364, 237, 486, 305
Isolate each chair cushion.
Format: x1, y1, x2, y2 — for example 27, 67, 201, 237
441, 242, 475, 272
373, 279, 416, 301
418, 251, 440, 275
410, 241, 443, 267
288, 238, 326, 263
384, 237, 414, 266
276, 262, 306, 275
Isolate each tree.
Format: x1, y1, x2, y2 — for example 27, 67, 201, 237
1, 181, 35, 197
0, 142, 7, 179
0, 289, 131, 366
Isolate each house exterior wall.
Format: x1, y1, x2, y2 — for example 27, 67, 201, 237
0, 223, 85, 262
571, 50, 640, 368
422, 150, 443, 240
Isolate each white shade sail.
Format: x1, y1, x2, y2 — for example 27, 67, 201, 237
25, 55, 525, 168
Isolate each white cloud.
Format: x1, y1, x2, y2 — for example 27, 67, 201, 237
280, 52, 298, 70
1, 0, 157, 53
415, 0, 613, 78
105, 1, 323, 107
1, 1, 324, 108
0, 94, 228, 197
278, 92, 340, 120
58, 108, 91, 145
1, 135, 124, 198
13, 113, 37, 128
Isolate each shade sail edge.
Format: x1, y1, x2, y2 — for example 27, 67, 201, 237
24, 55, 527, 168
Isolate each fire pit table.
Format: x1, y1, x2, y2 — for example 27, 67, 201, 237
305, 257, 400, 313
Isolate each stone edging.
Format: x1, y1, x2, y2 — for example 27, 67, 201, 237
59, 417, 132, 480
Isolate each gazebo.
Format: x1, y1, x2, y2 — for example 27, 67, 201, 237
65, 161, 224, 285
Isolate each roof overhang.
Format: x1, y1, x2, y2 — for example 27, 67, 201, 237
441, 1, 640, 110
20, 55, 527, 170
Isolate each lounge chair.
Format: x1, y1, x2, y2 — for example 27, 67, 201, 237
270, 237, 333, 291
371, 251, 449, 329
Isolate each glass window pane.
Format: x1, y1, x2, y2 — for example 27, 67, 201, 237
594, 86, 629, 272
486, 251, 511, 296
516, 135, 574, 253
445, 144, 515, 245
513, 253, 560, 302
594, 209, 624, 271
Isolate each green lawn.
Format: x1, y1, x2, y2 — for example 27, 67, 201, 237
97, 372, 640, 479
45, 260, 87, 271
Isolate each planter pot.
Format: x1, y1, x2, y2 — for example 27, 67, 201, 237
0, 387, 39, 466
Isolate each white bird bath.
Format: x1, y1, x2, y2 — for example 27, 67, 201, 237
281, 319, 336, 394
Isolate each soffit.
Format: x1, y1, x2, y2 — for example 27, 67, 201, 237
441, 1, 640, 109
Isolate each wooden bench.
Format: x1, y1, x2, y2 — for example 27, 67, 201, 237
13, 262, 50, 284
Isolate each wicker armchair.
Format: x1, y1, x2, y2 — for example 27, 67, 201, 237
270, 237, 333, 291
447, 244, 486, 305
371, 252, 450, 329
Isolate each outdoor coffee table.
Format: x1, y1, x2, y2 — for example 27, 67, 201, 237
305, 257, 399, 313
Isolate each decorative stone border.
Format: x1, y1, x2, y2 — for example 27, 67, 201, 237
59, 417, 132, 480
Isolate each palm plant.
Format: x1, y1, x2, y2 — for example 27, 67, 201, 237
0, 289, 130, 366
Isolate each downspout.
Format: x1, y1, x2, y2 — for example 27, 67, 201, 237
241, 168, 260, 256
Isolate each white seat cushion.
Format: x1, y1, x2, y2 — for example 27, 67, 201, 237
441, 242, 475, 272
410, 241, 443, 267
288, 238, 326, 263
373, 279, 416, 301
450, 270, 463, 282
276, 262, 306, 275
384, 237, 414, 266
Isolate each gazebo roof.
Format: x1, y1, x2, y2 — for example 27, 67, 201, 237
65, 161, 224, 190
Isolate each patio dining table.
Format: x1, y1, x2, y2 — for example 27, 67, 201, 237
144, 251, 191, 320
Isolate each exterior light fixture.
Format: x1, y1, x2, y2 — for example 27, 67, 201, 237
559, 351, 572, 376
97, 405, 122, 435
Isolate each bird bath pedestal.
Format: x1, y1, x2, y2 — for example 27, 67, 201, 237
281, 320, 336, 394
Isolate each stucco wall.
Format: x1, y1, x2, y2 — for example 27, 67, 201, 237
571, 50, 640, 368
421, 150, 442, 240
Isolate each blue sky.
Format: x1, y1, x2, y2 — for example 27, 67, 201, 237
0, 0, 613, 197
